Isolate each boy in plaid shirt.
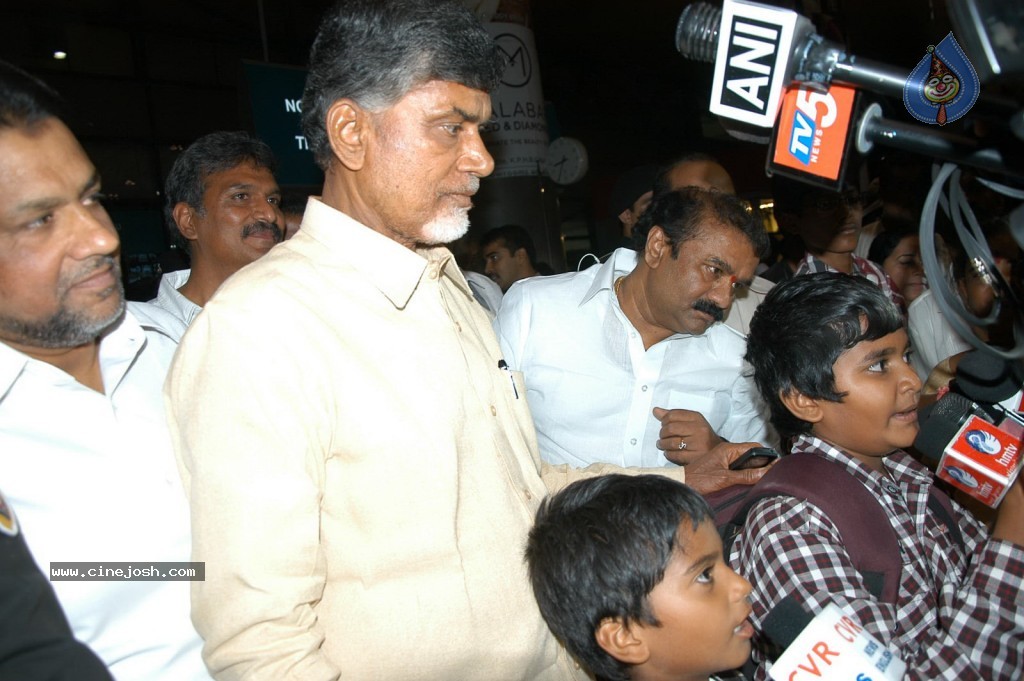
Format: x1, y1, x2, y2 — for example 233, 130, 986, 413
735, 272, 1024, 680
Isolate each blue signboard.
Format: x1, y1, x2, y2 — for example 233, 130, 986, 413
242, 61, 323, 187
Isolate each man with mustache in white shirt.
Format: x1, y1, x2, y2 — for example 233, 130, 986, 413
153, 131, 284, 330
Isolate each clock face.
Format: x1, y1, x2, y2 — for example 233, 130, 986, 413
545, 137, 589, 185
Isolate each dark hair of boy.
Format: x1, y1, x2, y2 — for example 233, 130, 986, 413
525, 474, 711, 681
745, 272, 903, 439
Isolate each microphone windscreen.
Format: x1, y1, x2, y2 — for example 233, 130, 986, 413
917, 399, 938, 424
675, 1, 720, 62
955, 351, 1024, 404
913, 393, 977, 463
762, 594, 813, 650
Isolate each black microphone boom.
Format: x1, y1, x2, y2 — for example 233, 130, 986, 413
856, 104, 1024, 178
675, 1, 908, 99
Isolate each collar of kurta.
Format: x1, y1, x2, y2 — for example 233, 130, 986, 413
300, 197, 475, 311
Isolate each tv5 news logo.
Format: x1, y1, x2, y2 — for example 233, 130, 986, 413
772, 83, 856, 182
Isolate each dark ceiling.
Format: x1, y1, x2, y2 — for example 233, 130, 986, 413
2, 0, 955, 173
0, 0, 972, 258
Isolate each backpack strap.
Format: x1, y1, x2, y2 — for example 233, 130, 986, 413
716, 452, 902, 603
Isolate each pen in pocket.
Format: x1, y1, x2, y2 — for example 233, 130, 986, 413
498, 359, 519, 399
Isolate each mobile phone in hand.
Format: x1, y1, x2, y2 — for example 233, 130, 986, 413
729, 446, 781, 471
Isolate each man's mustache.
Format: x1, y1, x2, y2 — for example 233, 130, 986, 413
242, 220, 283, 243
693, 298, 724, 323
66, 255, 120, 290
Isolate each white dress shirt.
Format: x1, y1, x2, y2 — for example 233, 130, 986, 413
463, 269, 504, 317
907, 288, 973, 380
723, 274, 773, 336
0, 303, 210, 681
150, 268, 201, 332
494, 248, 770, 468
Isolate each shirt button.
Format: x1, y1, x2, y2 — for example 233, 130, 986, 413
490, 406, 497, 416
630, 438, 637, 445
524, 489, 533, 500
882, 481, 900, 495
454, 321, 462, 332
641, 385, 648, 392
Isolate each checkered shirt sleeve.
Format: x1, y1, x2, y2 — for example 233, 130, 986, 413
729, 437, 1024, 680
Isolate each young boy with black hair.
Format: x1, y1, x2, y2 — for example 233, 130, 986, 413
526, 474, 755, 681
736, 271, 1024, 680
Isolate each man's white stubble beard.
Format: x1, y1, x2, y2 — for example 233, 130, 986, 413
419, 177, 480, 246
420, 206, 471, 245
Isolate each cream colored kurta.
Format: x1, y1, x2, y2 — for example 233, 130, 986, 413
167, 198, 659, 680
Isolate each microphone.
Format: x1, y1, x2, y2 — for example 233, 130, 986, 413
676, 0, 909, 128
762, 594, 905, 680
676, 0, 1021, 119
675, 0, 1024, 180
914, 392, 1022, 507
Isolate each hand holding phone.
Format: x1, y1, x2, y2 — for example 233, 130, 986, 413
729, 446, 781, 471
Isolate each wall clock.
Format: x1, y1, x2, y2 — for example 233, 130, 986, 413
545, 136, 589, 185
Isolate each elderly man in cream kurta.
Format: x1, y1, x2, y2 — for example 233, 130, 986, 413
165, 2, 763, 679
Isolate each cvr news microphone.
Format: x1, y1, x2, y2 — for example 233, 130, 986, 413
914, 392, 1022, 507
762, 594, 905, 680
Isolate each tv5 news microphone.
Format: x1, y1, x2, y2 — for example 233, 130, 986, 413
914, 392, 1023, 507
762, 595, 905, 681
